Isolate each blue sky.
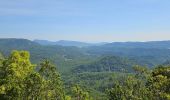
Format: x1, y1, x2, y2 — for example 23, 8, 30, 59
0, 0, 170, 42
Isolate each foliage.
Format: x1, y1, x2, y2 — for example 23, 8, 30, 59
1, 39, 170, 99
72, 85, 92, 100
108, 66, 170, 100
73, 56, 135, 73
0, 51, 35, 99
0, 51, 66, 100
107, 76, 152, 100
147, 66, 170, 100
38, 59, 65, 100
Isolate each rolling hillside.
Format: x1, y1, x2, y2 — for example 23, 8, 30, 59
73, 56, 135, 73
1, 38, 170, 99
1, 38, 170, 73
0, 38, 93, 73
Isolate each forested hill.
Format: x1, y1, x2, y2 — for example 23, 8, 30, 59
2, 50, 170, 100
73, 56, 135, 73
0, 52, 3, 59
1, 38, 170, 99
0, 38, 85, 57
103, 41, 170, 49
34, 40, 170, 48
84, 41, 170, 67
85, 41, 170, 56
1, 38, 170, 72
0, 38, 91, 73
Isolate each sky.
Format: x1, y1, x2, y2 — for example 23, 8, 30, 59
0, 0, 170, 42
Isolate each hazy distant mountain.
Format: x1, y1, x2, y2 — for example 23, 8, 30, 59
102, 41, 170, 49
34, 40, 107, 47
1, 38, 170, 69
33, 40, 56, 45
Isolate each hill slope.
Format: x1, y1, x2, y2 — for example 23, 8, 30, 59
84, 41, 170, 67
1, 39, 170, 73
73, 56, 135, 73
0, 38, 92, 73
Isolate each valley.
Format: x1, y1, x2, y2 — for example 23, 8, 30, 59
1, 38, 170, 99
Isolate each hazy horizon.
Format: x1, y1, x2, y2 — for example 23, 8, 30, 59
1, 37, 170, 44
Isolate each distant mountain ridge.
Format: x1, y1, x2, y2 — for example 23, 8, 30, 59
34, 39, 170, 48
34, 40, 107, 47
1, 38, 170, 72
103, 41, 170, 49
0, 38, 90, 73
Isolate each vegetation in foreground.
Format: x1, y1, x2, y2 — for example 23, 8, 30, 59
1, 50, 170, 100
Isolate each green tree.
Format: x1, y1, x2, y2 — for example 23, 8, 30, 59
147, 66, 170, 100
108, 76, 152, 100
0, 50, 35, 99
107, 66, 152, 100
0, 51, 67, 100
108, 65, 170, 100
39, 59, 65, 100
72, 85, 92, 100
24, 72, 45, 100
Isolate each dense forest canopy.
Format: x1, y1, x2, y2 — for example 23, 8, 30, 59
1, 39, 170, 99
1, 51, 170, 100
73, 56, 135, 73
